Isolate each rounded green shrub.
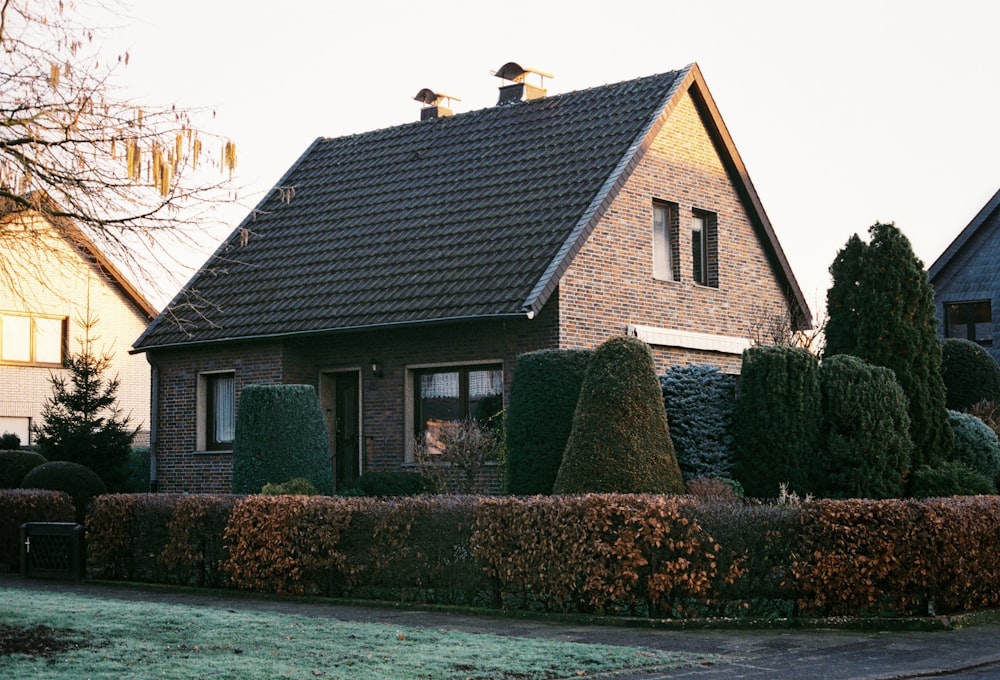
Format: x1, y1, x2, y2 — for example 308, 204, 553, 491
0, 432, 21, 449
733, 345, 821, 498
940, 338, 1000, 411
909, 461, 995, 498
816, 354, 912, 498
21, 460, 107, 522
660, 364, 736, 481
354, 470, 430, 497
946, 409, 1000, 482
231, 384, 334, 495
505, 349, 592, 495
261, 477, 319, 495
0, 449, 47, 488
553, 336, 684, 494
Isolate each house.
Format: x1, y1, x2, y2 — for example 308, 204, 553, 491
0, 196, 157, 446
132, 62, 810, 494
928, 187, 1000, 363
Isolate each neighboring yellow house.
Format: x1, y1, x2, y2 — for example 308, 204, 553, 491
0, 199, 156, 446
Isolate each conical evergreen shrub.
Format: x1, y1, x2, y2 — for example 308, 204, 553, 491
553, 336, 684, 494
231, 384, 334, 495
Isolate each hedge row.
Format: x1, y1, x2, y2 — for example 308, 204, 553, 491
0, 489, 75, 572
84, 493, 1000, 618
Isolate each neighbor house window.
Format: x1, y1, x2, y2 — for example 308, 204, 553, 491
412, 364, 503, 455
199, 372, 235, 451
652, 202, 679, 281
945, 301, 992, 346
0, 313, 66, 365
691, 210, 718, 287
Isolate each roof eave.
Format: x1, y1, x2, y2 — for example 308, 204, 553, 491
927, 186, 1000, 282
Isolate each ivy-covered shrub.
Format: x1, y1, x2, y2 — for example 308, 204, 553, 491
660, 364, 736, 482
261, 477, 319, 495
553, 337, 684, 494
0, 489, 74, 572
20, 460, 106, 523
940, 338, 1000, 411
909, 462, 994, 498
353, 471, 429, 497
505, 349, 591, 495
816, 354, 912, 498
945, 410, 1000, 484
733, 346, 821, 498
0, 449, 47, 488
231, 384, 334, 495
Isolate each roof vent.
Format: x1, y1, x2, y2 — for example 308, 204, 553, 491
414, 88, 460, 120
494, 62, 554, 104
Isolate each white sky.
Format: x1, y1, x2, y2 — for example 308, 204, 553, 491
113, 0, 1000, 318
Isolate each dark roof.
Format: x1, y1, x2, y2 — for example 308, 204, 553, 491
928, 187, 1000, 284
134, 63, 808, 352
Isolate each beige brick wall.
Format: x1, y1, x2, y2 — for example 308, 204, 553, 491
0, 214, 153, 444
559, 90, 792, 374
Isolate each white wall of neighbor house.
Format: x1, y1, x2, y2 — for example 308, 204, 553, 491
0, 213, 152, 445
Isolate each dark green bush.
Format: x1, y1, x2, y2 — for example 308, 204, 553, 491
354, 470, 429, 497
733, 346, 821, 498
0, 489, 74, 572
660, 364, 736, 481
0, 432, 21, 449
0, 449, 47, 488
20, 460, 107, 522
231, 384, 334, 495
909, 461, 994, 498
261, 477, 319, 495
553, 336, 684, 494
816, 354, 912, 498
505, 349, 591, 495
946, 410, 1000, 482
940, 338, 1000, 411
123, 447, 150, 493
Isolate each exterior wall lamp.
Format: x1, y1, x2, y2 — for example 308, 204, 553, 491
370, 359, 383, 378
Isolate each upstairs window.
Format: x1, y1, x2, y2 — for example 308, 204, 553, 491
652, 202, 679, 281
412, 364, 503, 455
691, 210, 718, 287
0, 314, 66, 365
945, 301, 992, 346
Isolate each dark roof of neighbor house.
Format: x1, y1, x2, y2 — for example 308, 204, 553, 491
133, 62, 808, 352
928, 186, 1000, 285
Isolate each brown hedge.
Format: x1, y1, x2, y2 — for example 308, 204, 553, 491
0, 489, 74, 572
471, 494, 722, 616
87, 493, 183, 581
159, 494, 240, 587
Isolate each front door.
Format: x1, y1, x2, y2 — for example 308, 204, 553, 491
320, 370, 361, 490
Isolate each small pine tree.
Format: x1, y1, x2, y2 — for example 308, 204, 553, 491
824, 223, 952, 470
34, 315, 137, 492
733, 345, 821, 498
553, 336, 684, 495
505, 349, 592, 495
816, 354, 912, 498
660, 364, 736, 482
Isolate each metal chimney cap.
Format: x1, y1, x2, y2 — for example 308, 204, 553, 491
494, 62, 555, 83
413, 89, 460, 106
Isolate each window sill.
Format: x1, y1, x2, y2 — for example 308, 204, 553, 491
194, 448, 233, 455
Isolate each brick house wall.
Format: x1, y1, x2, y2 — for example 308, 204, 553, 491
559, 89, 789, 375
0, 213, 153, 445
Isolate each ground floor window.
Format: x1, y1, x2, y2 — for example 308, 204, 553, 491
412, 364, 503, 455
945, 300, 992, 346
198, 371, 235, 451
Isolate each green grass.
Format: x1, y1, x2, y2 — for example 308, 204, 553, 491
0, 586, 722, 678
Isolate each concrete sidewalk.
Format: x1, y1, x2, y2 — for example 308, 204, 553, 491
3, 574, 1000, 679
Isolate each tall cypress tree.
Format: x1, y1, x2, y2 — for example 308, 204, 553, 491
824, 223, 952, 469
